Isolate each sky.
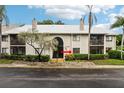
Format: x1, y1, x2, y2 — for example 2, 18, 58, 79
5, 5, 124, 33
5, 5, 124, 24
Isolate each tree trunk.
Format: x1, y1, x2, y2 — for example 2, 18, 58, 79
88, 12, 92, 60
121, 28, 124, 60
38, 54, 41, 62
88, 28, 90, 60
0, 22, 2, 58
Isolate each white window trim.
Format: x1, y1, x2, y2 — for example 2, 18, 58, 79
73, 35, 80, 41
106, 36, 113, 41
2, 48, 8, 53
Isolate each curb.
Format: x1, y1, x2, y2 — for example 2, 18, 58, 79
0, 64, 124, 69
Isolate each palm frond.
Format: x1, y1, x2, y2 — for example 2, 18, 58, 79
93, 14, 97, 24
2, 14, 9, 26
111, 16, 124, 29
0, 5, 9, 26
87, 5, 93, 12
87, 5, 90, 9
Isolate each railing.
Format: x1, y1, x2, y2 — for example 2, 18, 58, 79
90, 40, 104, 45
10, 35, 25, 45
10, 40, 25, 45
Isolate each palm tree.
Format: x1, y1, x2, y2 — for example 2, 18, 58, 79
0, 5, 9, 57
111, 16, 124, 60
83, 5, 97, 60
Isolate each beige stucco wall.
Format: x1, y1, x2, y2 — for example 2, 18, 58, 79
72, 34, 88, 54
1, 34, 117, 59
1, 35, 10, 54
24, 34, 88, 58
106, 35, 116, 50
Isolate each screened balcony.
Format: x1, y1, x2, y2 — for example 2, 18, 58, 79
10, 34, 25, 45
90, 34, 104, 45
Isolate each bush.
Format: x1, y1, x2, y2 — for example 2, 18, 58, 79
0, 53, 50, 62
65, 54, 107, 61
24, 55, 36, 62
74, 54, 88, 60
0, 53, 9, 59
40, 55, 50, 62
65, 54, 74, 61
90, 54, 108, 60
108, 50, 124, 59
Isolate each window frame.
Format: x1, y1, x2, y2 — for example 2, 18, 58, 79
73, 48, 80, 54
73, 35, 80, 41
2, 48, 8, 53
2, 35, 8, 42
106, 36, 113, 41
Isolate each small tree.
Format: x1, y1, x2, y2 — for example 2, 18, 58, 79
18, 29, 58, 62
116, 35, 122, 46
111, 16, 124, 60
37, 19, 64, 25
55, 20, 64, 25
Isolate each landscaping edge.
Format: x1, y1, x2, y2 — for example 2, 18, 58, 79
0, 64, 124, 69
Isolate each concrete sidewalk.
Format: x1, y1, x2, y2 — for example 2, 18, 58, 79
0, 62, 124, 69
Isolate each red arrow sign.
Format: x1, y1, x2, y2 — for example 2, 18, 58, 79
60, 50, 72, 53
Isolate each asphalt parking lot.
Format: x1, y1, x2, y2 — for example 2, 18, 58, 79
0, 68, 124, 88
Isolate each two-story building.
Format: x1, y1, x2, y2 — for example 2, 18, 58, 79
1, 18, 117, 59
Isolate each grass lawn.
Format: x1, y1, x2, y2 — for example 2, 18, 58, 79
0, 59, 14, 64
65, 60, 87, 62
92, 59, 124, 65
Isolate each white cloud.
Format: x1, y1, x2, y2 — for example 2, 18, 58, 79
93, 5, 115, 14
108, 13, 118, 23
108, 6, 124, 24
120, 7, 124, 14
28, 5, 43, 9
28, 5, 116, 20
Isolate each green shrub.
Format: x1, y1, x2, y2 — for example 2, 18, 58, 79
0, 53, 9, 59
65, 54, 107, 61
74, 54, 88, 60
24, 55, 35, 62
40, 55, 50, 62
23, 55, 50, 62
108, 50, 124, 59
65, 54, 74, 61
90, 54, 108, 60
0, 54, 50, 62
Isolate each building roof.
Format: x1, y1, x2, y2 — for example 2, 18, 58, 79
2, 24, 117, 35
2, 25, 19, 32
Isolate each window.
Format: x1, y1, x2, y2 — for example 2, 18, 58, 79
90, 35, 104, 45
10, 46, 25, 55
90, 46, 104, 54
2, 35, 8, 42
106, 36, 112, 41
2, 48, 7, 53
10, 34, 25, 45
73, 35, 80, 41
73, 48, 80, 54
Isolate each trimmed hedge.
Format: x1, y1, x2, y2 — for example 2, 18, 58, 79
90, 54, 108, 60
0, 53, 50, 62
108, 50, 124, 59
74, 54, 88, 60
65, 54, 108, 61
